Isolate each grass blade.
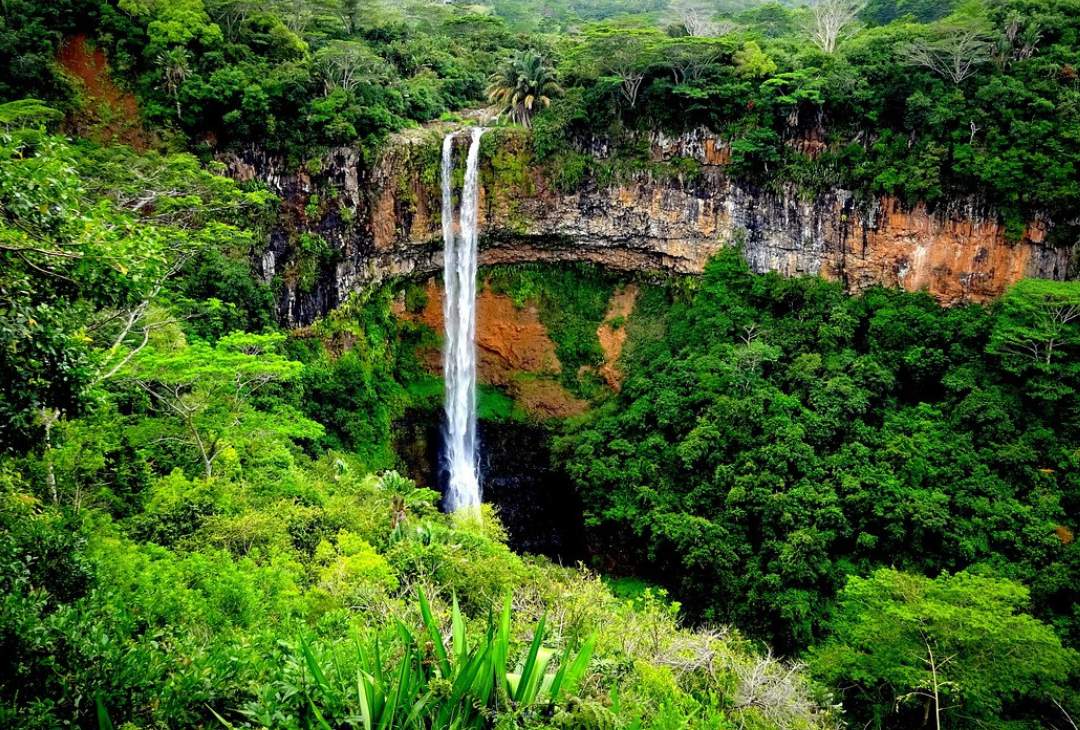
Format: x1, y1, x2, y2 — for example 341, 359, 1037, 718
206, 705, 236, 729
494, 593, 512, 699
95, 695, 114, 730
405, 691, 434, 727
550, 634, 596, 701
308, 697, 333, 730
379, 646, 413, 730
548, 645, 573, 701
300, 635, 330, 691
418, 587, 451, 678
514, 613, 547, 703
357, 670, 373, 730
452, 593, 466, 665
523, 646, 555, 703
472, 639, 496, 706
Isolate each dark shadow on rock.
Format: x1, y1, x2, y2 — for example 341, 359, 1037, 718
395, 408, 586, 563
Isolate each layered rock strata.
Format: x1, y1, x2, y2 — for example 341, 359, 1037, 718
224, 126, 1072, 326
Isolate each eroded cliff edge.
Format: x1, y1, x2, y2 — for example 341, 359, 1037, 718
225, 126, 1075, 326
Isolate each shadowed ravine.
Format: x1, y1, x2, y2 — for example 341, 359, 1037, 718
397, 408, 586, 562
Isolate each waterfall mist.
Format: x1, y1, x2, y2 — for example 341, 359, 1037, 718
441, 127, 485, 512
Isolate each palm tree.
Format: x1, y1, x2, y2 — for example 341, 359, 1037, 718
157, 47, 191, 121
486, 51, 562, 128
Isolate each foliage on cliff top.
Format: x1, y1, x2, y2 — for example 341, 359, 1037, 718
9, 0, 1080, 226
524, 0, 1080, 229
3, 0, 533, 161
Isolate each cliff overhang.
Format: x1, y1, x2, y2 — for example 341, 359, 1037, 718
224, 126, 1075, 326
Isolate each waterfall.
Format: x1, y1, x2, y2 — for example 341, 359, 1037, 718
441, 127, 485, 512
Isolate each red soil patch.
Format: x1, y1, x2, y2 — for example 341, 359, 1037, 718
394, 279, 645, 416
394, 280, 586, 418
399, 280, 562, 386
57, 35, 150, 149
595, 284, 638, 391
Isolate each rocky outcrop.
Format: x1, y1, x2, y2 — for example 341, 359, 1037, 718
224, 125, 1074, 326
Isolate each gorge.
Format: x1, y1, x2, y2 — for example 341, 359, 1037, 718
7, 1, 1080, 727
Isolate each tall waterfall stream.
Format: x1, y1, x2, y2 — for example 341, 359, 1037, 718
441, 127, 485, 512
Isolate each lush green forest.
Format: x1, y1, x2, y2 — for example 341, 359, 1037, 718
557, 252, 1080, 725
2, 0, 1080, 728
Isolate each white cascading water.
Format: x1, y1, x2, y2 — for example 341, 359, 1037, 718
441, 127, 485, 512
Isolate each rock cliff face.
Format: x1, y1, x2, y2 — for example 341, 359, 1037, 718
391, 279, 588, 420
225, 126, 1074, 326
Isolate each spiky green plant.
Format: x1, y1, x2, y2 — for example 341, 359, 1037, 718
268, 588, 595, 729
486, 51, 562, 128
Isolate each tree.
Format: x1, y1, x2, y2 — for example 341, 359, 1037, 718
486, 51, 562, 127
121, 331, 321, 478
670, 0, 729, 37
157, 47, 191, 121
898, 25, 994, 85
988, 279, 1080, 402
336, 0, 364, 35
665, 36, 724, 84
275, 0, 317, 34
134, 0, 225, 60
204, 0, 259, 40
0, 130, 172, 450
761, 69, 826, 127
990, 280, 1080, 368
809, 569, 1076, 728
734, 40, 777, 79
315, 40, 391, 95
0, 99, 63, 131
573, 28, 664, 109
993, 10, 1041, 69
808, 0, 864, 54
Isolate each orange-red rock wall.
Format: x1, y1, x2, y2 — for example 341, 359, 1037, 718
224, 126, 1073, 326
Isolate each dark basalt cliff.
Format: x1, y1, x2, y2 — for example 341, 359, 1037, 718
225, 126, 1075, 326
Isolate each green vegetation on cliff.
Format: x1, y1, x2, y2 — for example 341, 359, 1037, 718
488, 263, 621, 398
528, 0, 1080, 234
7, 0, 1080, 231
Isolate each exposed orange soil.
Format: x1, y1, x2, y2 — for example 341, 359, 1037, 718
401, 280, 562, 385
57, 35, 151, 149
394, 280, 592, 418
595, 284, 638, 391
